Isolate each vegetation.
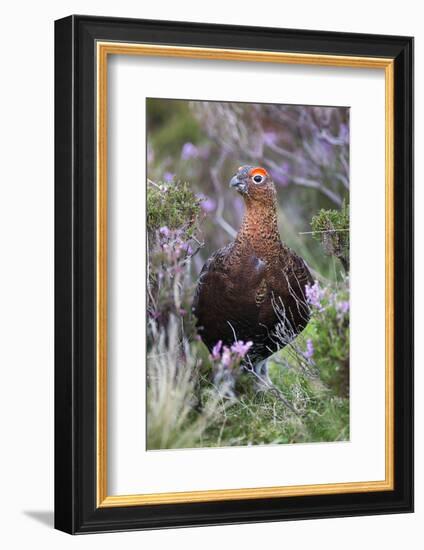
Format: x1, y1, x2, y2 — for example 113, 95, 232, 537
311, 201, 350, 272
146, 101, 350, 450
146, 179, 202, 238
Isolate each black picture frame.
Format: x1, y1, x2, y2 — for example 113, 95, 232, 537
55, 14, 414, 534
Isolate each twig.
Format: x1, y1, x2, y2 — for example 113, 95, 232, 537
292, 176, 343, 206
244, 361, 301, 417
299, 229, 349, 235
335, 173, 350, 190
265, 143, 299, 163
215, 216, 237, 238
147, 178, 162, 189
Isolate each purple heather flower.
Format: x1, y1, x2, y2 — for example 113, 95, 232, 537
196, 193, 216, 213
200, 197, 216, 213
163, 172, 175, 183
231, 340, 253, 358
181, 242, 194, 255
221, 346, 232, 368
337, 300, 350, 315
304, 338, 314, 359
211, 340, 223, 360
181, 142, 199, 160
159, 226, 171, 238
305, 281, 325, 310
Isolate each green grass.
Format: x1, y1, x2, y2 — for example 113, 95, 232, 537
197, 351, 349, 448
147, 320, 350, 451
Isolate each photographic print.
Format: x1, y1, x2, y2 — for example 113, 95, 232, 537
55, 17, 413, 533
146, 99, 350, 450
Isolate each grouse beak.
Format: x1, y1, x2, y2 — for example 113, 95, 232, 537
230, 175, 247, 195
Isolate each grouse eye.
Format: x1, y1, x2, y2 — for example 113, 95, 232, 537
253, 174, 264, 184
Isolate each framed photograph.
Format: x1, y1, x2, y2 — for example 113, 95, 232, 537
54, 15, 413, 534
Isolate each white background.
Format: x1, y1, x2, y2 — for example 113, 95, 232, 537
0, 1, 421, 548
108, 57, 386, 495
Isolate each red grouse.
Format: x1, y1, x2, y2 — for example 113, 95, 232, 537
193, 165, 313, 378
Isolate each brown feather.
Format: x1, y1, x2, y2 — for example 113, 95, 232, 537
193, 166, 313, 365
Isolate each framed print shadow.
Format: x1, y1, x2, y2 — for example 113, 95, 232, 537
54, 15, 414, 534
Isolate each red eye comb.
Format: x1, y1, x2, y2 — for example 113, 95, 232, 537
249, 167, 268, 177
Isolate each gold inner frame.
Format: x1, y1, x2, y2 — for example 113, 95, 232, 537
96, 42, 395, 508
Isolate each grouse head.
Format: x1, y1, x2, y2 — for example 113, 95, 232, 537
230, 165, 276, 207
